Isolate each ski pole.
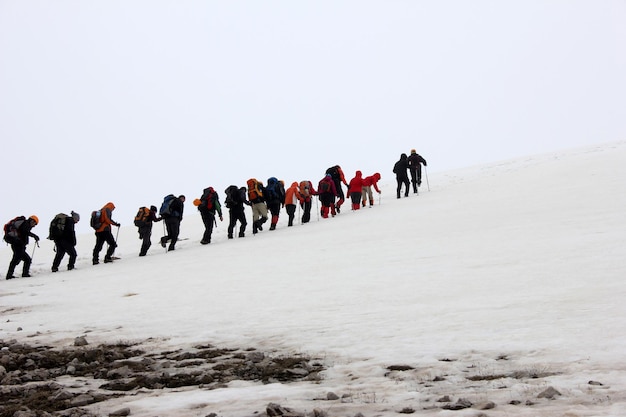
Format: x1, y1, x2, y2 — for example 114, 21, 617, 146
424, 166, 430, 191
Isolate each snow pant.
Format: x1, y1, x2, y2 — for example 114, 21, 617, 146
200, 209, 215, 244
362, 186, 374, 206
162, 216, 181, 250
350, 192, 362, 210
396, 176, 410, 198
301, 199, 313, 223
251, 202, 268, 234
6, 242, 31, 278
334, 180, 345, 209
93, 230, 117, 263
228, 207, 247, 238
319, 193, 336, 218
410, 167, 422, 193
267, 201, 281, 230
286, 204, 296, 226
52, 239, 77, 270
138, 224, 154, 256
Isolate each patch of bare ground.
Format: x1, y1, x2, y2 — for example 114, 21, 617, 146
0, 338, 323, 417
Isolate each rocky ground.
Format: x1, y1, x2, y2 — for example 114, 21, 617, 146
1, 337, 622, 417
0, 337, 324, 417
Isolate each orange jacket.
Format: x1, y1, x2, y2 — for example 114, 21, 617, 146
96, 202, 118, 232
284, 182, 301, 206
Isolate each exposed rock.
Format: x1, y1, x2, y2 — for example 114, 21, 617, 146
247, 351, 265, 363
326, 391, 339, 400
70, 393, 95, 407
476, 401, 496, 410
74, 336, 89, 346
109, 407, 131, 416
266, 402, 304, 416
537, 386, 561, 399
442, 398, 472, 410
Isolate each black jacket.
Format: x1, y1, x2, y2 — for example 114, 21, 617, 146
408, 153, 427, 170
393, 154, 410, 179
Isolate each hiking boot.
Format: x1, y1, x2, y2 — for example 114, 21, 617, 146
227, 234, 233, 239
160, 237, 167, 248
104, 257, 113, 263
269, 224, 276, 231
238, 232, 245, 238
93, 260, 99, 265
139, 253, 146, 257
168, 246, 175, 251
22, 273, 31, 278
200, 240, 210, 245
6, 275, 15, 280
68, 265, 74, 270
335, 204, 341, 213
362, 201, 366, 207
52, 267, 59, 273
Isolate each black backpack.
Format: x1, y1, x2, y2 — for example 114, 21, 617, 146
224, 185, 241, 208
3, 216, 25, 243
90, 210, 102, 230
48, 213, 68, 240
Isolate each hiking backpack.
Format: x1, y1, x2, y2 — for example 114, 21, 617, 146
134, 207, 151, 228
319, 180, 331, 194
159, 194, 176, 216
3, 216, 25, 244
200, 187, 217, 211
299, 181, 311, 198
247, 178, 263, 201
326, 166, 340, 181
90, 210, 102, 230
265, 177, 279, 201
224, 185, 240, 209
48, 213, 68, 240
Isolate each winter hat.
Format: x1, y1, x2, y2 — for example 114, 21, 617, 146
150, 205, 157, 212
28, 215, 39, 225
71, 211, 80, 222
411, 149, 416, 154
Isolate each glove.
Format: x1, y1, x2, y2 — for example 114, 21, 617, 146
219, 215, 223, 221
115, 223, 121, 227
34, 235, 40, 242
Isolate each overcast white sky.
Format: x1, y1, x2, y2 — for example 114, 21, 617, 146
1, 1, 625, 233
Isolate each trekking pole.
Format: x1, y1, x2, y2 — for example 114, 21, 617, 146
315, 198, 319, 221
424, 166, 430, 191
115, 225, 120, 243
31, 241, 40, 259
162, 221, 167, 253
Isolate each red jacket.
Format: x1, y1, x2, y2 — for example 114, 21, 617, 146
348, 171, 364, 194
318, 175, 337, 196
362, 173, 381, 193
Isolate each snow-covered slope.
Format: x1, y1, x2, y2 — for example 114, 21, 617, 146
2, 141, 626, 416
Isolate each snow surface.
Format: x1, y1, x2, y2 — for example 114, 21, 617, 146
2, 141, 626, 416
